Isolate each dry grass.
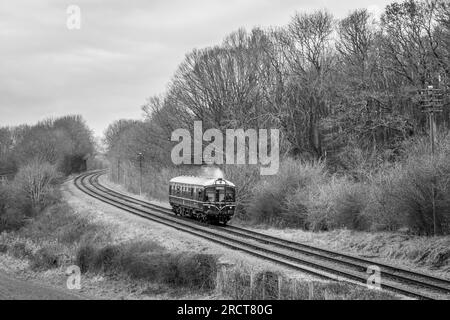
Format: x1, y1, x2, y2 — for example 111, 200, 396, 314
218, 264, 399, 300
251, 228, 450, 273
0, 199, 220, 292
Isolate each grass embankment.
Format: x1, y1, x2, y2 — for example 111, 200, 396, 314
0, 202, 218, 293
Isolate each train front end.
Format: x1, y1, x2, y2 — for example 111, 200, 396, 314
203, 178, 236, 224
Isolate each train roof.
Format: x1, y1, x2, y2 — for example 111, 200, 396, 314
170, 176, 235, 187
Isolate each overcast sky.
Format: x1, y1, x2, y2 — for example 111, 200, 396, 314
0, 0, 392, 136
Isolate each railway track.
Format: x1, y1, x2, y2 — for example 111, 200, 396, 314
74, 171, 450, 300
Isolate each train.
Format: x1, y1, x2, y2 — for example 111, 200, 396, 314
169, 176, 236, 225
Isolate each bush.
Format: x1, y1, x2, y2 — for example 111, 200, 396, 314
75, 241, 218, 290
364, 165, 406, 231
1, 183, 27, 232
75, 244, 97, 273
0, 184, 9, 215
9, 242, 33, 259
367, 152, 450, 235
30, 245, 65, 271
223, 165, 261, 220
0, 209, 26, 232
246, 159, 326, 227
173, 253, 218, 290
0, 243, 7, 254
17, 202, 110, 247
93, 245, 121, 272
12, 159, 60, 213
307, 177, 369, 231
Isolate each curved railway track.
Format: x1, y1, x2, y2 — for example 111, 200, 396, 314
74, 171, 450, 300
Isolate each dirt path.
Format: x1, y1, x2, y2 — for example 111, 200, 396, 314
0, 273, 85, 300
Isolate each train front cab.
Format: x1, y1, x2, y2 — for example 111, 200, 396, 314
203, 179, 236, 224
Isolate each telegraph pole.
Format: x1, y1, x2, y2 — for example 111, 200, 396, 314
117, 158, 121, 183
418, 85, 444, 236
137, 152, 144, 196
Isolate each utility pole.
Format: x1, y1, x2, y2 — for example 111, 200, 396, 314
117, 158, 121, 183
137, 152, 144, 196
418, 85, 444, 236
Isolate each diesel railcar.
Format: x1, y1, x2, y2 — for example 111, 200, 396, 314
169, 176, 236, 225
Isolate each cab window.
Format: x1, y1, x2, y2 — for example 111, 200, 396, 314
225, 188, 235, 202
216, 188, 225, 202
206, 189, 215, 202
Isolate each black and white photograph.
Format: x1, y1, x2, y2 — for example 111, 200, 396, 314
0, 0, 450, 309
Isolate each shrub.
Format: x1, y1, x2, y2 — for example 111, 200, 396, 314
307, 177, 369, 231
9, 242, 33, 259
17, 202, 110, 247
246, 159, 326, 227
174, 254, 218, 290
0, 209, 26, 232
223, 165, 261, 220
331, 183, 369, 230
0, 184, 9, 215
12, 159, 60, 213
75, 243, 97, 273
92, 245, 120, 273
366, 147, 450, 235
30, 245, 65, 270
75, 240, 218, 290
364, 165, 406, 231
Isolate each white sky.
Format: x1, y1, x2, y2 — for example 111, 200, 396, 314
0, 0, 391, 136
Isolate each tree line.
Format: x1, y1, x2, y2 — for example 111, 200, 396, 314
0, 115, 95, 175
105, 0, 449, 173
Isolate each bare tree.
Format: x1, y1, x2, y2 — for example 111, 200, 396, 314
14, 159, 59, 209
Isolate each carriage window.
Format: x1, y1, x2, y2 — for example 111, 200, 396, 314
198, 190, 203, 201
191, 188, 194, 197
169, 185, 172, 194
